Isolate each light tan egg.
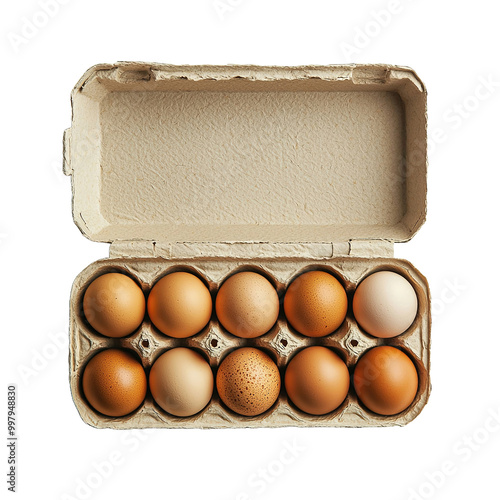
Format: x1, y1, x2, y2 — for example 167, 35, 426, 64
149, 348, 214, 417
215, 271, 279, 338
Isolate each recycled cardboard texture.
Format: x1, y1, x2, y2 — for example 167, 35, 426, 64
65, 63, 430, 429
64, 63, 427, 245
70, 257, 430, 429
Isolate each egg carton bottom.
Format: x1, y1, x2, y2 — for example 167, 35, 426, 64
69, 256, 431, 429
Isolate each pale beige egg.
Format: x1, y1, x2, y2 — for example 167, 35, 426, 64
149, 348, 214, 417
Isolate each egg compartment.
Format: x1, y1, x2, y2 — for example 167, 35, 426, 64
280, 344, 352, 423
75, 346, 148, 426
69, 256, 430, 429
73, 263, 148, 340
349, 344, 429, 423
351, 262, 427, 342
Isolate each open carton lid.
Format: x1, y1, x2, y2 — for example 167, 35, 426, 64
64, 63, 427, 254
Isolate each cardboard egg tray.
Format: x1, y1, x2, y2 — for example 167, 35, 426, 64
65, 62, 431, 428
69, 256, 430, 428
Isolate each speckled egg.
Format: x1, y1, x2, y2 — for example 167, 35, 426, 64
284, 270, 347, 337
216, 348, 281, 416
215, 271, 279, 338
82, 349, 147, 417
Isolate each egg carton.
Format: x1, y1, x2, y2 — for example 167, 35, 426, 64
69, 256, 431, 429
65, 63, 430, 428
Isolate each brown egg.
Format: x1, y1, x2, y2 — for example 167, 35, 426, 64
216, 348, 280, 416
82, 349, 147, 417
353, 346, 418, 416
216, 271, 279, 338
149, 348, 214, 417
284, 270, 347, 337
285, 346, 350, 415
83, 273, 145, 338
148, 272, 212, 338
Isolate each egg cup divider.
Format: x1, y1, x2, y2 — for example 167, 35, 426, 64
65, 63, 430, 428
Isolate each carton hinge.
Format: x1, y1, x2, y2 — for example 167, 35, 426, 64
109, 241, 157, 258
109, 241, 394, 259
348, 239, 394, 258
109, 241, 352, 259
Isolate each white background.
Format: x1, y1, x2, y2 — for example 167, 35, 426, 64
1, 1, 499, 499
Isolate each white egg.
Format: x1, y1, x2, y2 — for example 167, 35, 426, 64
353, 271, 418, 338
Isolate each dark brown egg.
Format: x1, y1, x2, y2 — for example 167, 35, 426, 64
82, 349, 147, 417
353, 346, 418, 416
285, 346, 350, 415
